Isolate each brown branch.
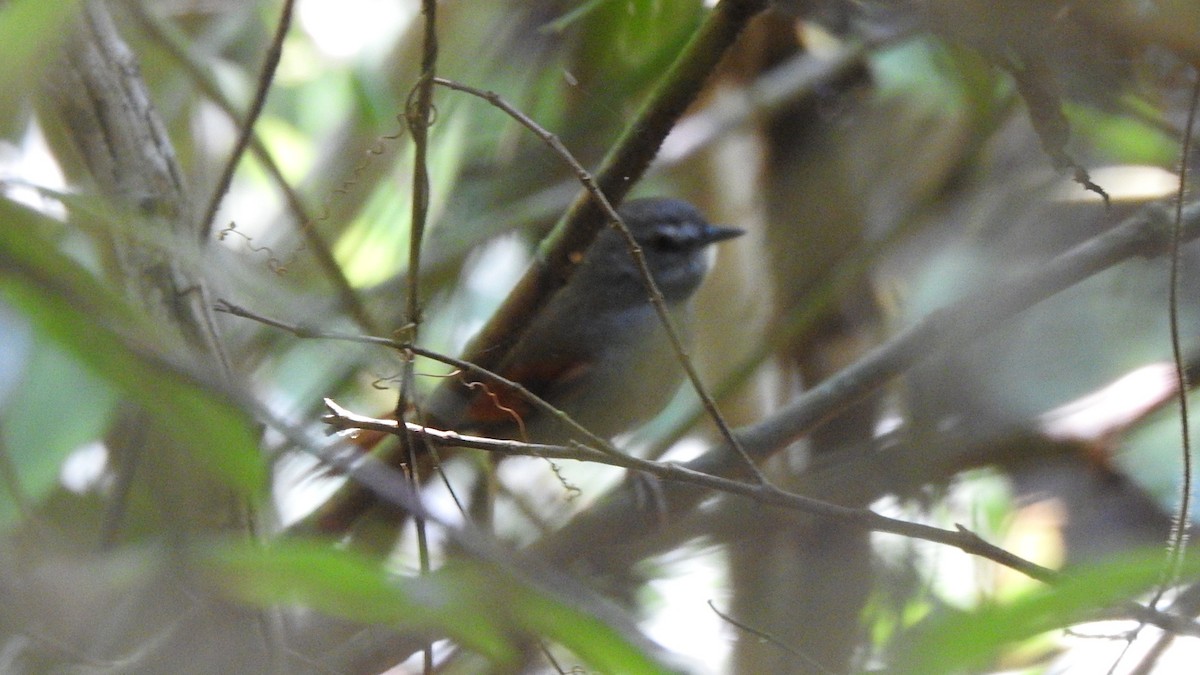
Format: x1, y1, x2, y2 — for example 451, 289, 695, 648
400, 17, 438, 668
212, 300, 616, 452
44, 1, 238, 377
40, 0, 250, 566
739, 199, 1199, 466
315, 400, 1056, 578
321, 399, 601, 462
401, 0, 438, 339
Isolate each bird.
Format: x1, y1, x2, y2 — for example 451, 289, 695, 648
420, 196, 743, 447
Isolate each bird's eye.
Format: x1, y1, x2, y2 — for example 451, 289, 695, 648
647, 231, 684, 251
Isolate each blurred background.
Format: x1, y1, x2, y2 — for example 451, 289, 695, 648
3, 0, 1200, 672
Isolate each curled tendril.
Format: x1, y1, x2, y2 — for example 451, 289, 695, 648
216, 222, 301, 275
462, 379, 528, 442
404, 76, 439, 130
545, 459, 582, 501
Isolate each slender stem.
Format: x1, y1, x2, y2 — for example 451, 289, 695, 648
393, 8, 438, 672
1162, 74, 1200, 589
197, 0, 295, 243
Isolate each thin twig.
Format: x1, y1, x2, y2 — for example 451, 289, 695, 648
322, 399, 600, 461
1163, 74, 1200, 588
706, 600, 833, 673
402, 18, 438, 673
213, 300, 617, 453
317, 399, 1044, 569
213, 300, 389, 347
197, 0, 295, 243
1131, 70, 1200, 675
401, 0, 438, 341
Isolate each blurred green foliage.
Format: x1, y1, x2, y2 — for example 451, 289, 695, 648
2, 0, 1200, 672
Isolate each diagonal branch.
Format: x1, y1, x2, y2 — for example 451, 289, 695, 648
453, 0, 769, 376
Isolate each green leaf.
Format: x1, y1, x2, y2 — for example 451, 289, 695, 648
897, 550, 1200, 673
209, 541, 519, 664
540, 0, 612, 34
0, 0, 82, 133
207, 540, 674, 674
0, 332, 117, 528
516, 581, 674, 675
1066, 101, 1178, 166
0, 0, 79, 75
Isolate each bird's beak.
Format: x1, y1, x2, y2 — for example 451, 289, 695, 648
701, 224, 745, 244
